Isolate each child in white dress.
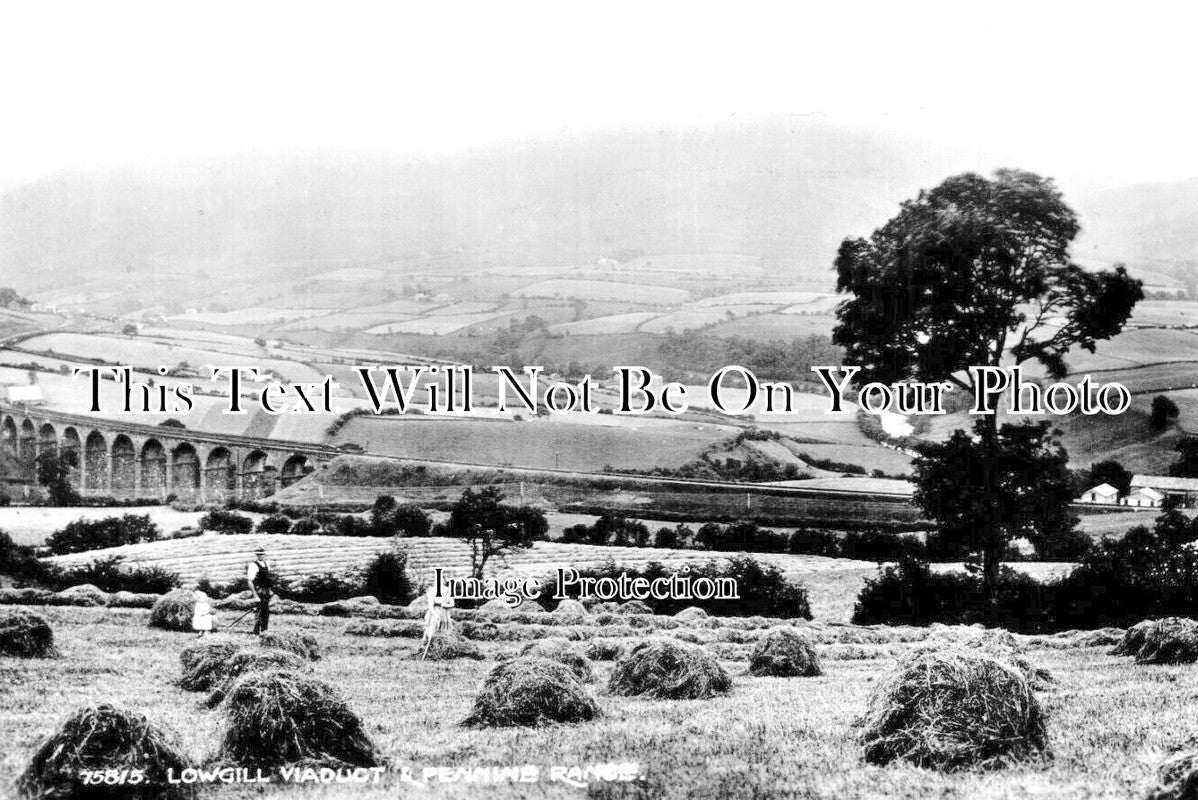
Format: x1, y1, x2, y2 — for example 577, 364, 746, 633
191, 589, 215, 638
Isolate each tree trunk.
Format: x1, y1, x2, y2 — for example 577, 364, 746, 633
979, 410, 1002, 623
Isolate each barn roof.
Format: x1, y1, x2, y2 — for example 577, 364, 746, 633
1131, 474, 1198, 492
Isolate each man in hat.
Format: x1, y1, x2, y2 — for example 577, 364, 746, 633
246, 546, 274, 635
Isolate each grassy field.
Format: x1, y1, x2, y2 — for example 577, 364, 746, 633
0, 605, 1186, 799
0, 507, 214, 547
330, 417, 730, 472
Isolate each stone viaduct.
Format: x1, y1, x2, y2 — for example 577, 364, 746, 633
0, 402, 340, 502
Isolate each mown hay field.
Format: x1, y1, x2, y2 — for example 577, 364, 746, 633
42, 533, 879, 619
0, 605, 1189, 799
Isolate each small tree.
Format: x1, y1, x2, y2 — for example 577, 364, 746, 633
121, 323, 139, 336
443, 487, 547, 579
1088, 460, 1132, 497
36, 450, 80, 506
1151, 394, 1180, 430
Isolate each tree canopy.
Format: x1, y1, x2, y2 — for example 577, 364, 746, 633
833, 169, 1142, 385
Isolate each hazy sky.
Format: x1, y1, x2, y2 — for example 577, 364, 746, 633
1, 1, 1195, 193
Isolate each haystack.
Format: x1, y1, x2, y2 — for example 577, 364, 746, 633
0, 609, 57, 658
149, 589, 197, 631
857, 649, 1049, 770
206, 648, 310, 706
53, 584, 110, 607
608, 638, 731, 699
318, 596, 381, 618
463, 657, 599, 726
217, 669, 383, 769
552, 599, 587, 617
928, 629, 1052, 687
1111, 619, 1156, 657
258, 631, 322, 661
1134, 618, 1198, 665
108, 591, 159, 609
585, 640, 624, 661
674, 606, 708, 622
477, 598, 520, 615
178, 638, 240, 691
422, 636, 484, 660
18, 704, 195, 799
748, 627, 821, 677
616, 600, 653, 615
520, 637, 594, 681
1146, 750, 1198, 800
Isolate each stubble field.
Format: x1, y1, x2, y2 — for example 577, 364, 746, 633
0, 606, 1188, 799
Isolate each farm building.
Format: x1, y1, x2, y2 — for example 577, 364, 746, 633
1129, 475, 1198, 508
1122, 486, 1164, 508
1079, 483, 1119, 504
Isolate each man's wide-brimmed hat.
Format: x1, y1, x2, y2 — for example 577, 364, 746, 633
254, 547, 266, 555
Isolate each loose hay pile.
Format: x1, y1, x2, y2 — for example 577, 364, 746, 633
585, 640, 624, 661
748, 627, 821, 677
217, 669, 383, 770
148, 589, 197, 631
1111, 619, 1156, 657
1121, 618, 1198, 664
520, 637, 595, 681
258, 631, 322, 661
53, 584, 110, 607
464, 657, 599, 727
206, 648, 310, 706
552, 599, 587, 617
928, 629, 1052, 688
1146, 750, 1198, 800
608, 638, 731, 699
178, 638, 241, 691
18, 704, 196, 800
674, 606, 708, 622
857, 649, 1049, 771
616, 600, 653, 615
421, 636, 484, 660
0, 609, 57, 658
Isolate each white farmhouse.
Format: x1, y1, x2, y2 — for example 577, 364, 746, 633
1079, 483, 1119, 504
1123, 486, 1164, 508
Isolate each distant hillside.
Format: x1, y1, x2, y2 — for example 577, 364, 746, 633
0, 118, 989, 303
1072, 177, 1198, 290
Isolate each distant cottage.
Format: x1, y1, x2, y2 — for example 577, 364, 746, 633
1079, 483, 1119, 505
1075, 474, 1198, 508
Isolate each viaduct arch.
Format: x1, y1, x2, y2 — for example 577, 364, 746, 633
0, 403, 334, 502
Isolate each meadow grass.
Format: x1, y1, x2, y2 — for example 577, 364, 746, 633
0, 606, 1190, 798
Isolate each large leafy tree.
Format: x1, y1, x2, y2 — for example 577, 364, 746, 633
835, 169, 1142, 604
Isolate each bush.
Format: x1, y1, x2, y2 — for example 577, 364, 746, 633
280, 571, 364, 604
256, 514, 292, 535
198, 509, 254, 534
361, 550, 413, 605
289, 517, 322, 536
839, 530, 927, 562
786, 529, 841, 557
45, 515, 161, 555
44, 555, 180, 594
0, 530, 50, 584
